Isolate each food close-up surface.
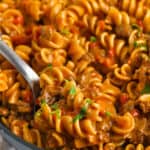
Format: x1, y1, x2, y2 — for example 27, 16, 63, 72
0, 0, 150, 149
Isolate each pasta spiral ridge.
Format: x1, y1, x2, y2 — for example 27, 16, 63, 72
55, 0, 117, 30
117, 0, 148, 19
106, 7, 130, 26
40, 66, 75, 88
82, 14, 112, 36
99, 32, 130, 63
124, 144, 150, 150
15, 45, 32, 62
103, 143, 150, 150
34, 101, 105, 148
107, 64, 132, 86
10, 119, 42, 148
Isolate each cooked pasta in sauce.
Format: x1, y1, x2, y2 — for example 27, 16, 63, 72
0, 0, 150, 149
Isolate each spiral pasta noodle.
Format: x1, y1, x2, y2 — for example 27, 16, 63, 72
99, 32, 130, 63
9, 119, 42, 148
117, 0, 148, 19
107, 7, 130, 26
15, 45, 32, 62
0, 72, 8, 92
0, 0, 149, 150
82, 15, 112, 36
53, 0, 118, 30
107, 64, 132, 86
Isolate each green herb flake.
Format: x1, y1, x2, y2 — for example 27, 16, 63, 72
73, 114, 84, 123
69, 85, 76, 95
85, 98, 92, 105
73, 99, 93, 123
35, 110, 42, 117
105, 111, 111, 117
51, 103, 58, 110
133, 41, 138, 48
133, 42, 147, 50
61, 29, 70, 35
48, 64, 53, 69
41, 99, 46, 105
64, 79, 69, 83
80, 106, 87, 115
90, 36, 97, 42
50, 103, 61, 118
51, 109, 61, 118
141, 84, 150, 94
140, 44, 148, 50
131, 24, 140, 30
73, 106, 87, 123
56, 109, 61, 118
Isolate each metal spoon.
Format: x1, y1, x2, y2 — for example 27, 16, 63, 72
0, 39, 40, 112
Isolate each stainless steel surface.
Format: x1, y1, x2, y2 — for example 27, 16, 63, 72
0, 134, 16, 150
0, 123, 41, 150
0, 40, 40, 112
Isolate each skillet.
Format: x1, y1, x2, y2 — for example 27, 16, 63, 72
0, 122, 41, 150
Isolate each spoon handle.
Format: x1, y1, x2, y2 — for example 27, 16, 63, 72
0, 40, 40, 98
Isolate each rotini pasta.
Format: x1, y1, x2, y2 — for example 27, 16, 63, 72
0, 0, 149, 150
117, 0, 148, 19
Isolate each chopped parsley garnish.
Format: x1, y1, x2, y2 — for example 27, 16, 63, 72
105, 111, 111, 117
73, 106, 87, 123
40, 99, 46, 105
73, 114, 84, 123
85, 98, 92, 105
141, 45, 147, 50
133, 41, 147, 50
90, 36, 97, 42
51, 109, 61, 118
50, 103, 60, 118
47, 64, 53, 69
73, 98, 92, 122
133, 41, 138, 48
51, 103, 59, 110
141, 84, 150, 94
35, 110, 42, 117
64, 79, 69, 83
69, 85, 76, 95
60, 29, 70, 35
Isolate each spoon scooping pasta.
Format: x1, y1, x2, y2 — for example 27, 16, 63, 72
0, 39, 40, 113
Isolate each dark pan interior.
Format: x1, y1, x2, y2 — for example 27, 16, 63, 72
0, 122, 42, 150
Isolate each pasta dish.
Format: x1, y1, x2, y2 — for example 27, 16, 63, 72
0, 0, 150, 149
